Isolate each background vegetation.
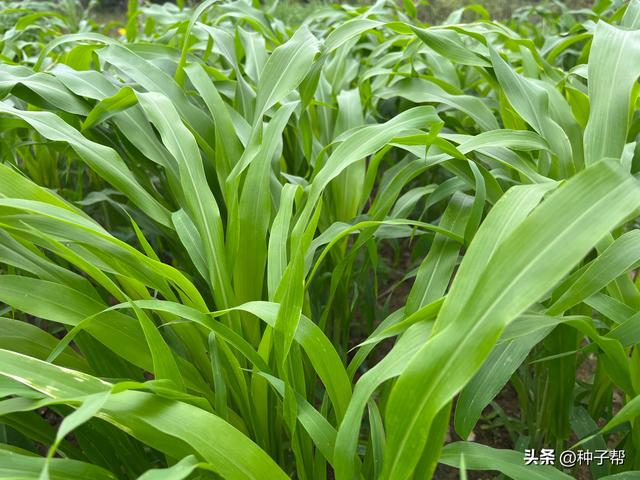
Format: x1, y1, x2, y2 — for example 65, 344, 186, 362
89, 0, 595, 24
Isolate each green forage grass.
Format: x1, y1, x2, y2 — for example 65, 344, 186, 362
2, 0, 640, 479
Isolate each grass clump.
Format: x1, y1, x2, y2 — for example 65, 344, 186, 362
0, 0, 640, 479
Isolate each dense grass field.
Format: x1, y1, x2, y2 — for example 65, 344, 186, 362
1, 0, 640, 478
